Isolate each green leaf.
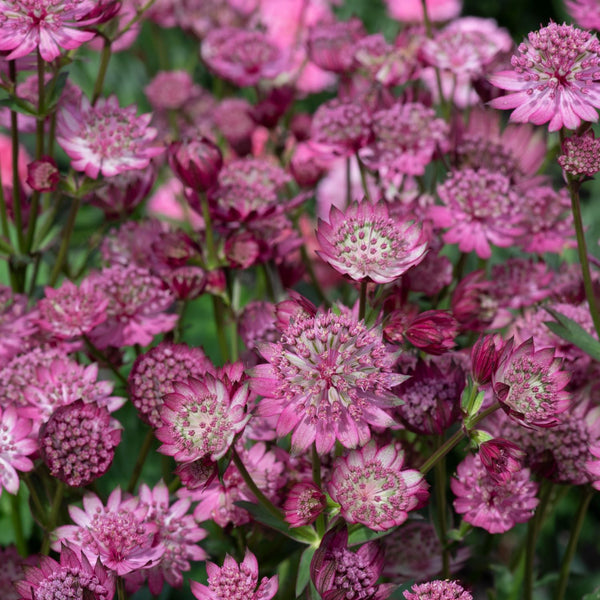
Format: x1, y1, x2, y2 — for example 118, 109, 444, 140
544, 306, 600, 362
0, 95, 38, 115
45, 70, 69, 111
347, 524, 394, 546
295, 545, 318, 597
583, 588, 600, 600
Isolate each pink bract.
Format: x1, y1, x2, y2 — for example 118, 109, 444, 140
384, 0, 461, 22
489, 22, 600, 131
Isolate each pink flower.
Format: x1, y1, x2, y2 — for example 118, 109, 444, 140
403, 580, 472, 600
15, 544, 115, 600
156, 373, 251, 463
307, 18, 365, 74
316, 201, 428, 284
493, 338, 572, 428
0, 405, 36, 496
52, 488, 165, 576
451, 453, 538, 534
26, 157, 59, 192
56, 95, 163, 179
0, 0, 98, 61
39, 400, 122, 487
328, 441, 429, 531
145, 70, 193, 110
384, 0, 461, 23
168, 137, 223, 192
401, 310, 459, 356
0, 546, 25, 600
430, 169, 524, 259
201, 27, 287, 87
250, 306, 406, 455
489, 22, 600, 131
565, 0, 600, 31
191, 549, 278, 600
478, 438, 526, 485
283, 482, 326, 528
0, 286, 38, 368
470, 334, 504, 387
559, 130, 600, 178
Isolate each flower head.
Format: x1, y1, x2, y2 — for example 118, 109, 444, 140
329, 441, 429, 531
403, 580, 472, 600
493, 338, 572, 428
39, 400, 122, 487
57, 95, 162, 179
0, 546, 24, 600
168, 137, 223, 192
0, 405, 36, 497
558, 130, 600, 178
316, 201, 428, 284
451, 453, 538, 534
0, 286, 38, 368
489, 22, 600, 131
156, 373, 251, 463
384, 0, 461, 22
478, 438, 526, 485
15, 544, 115, 600
250, 306, 406, 455
283, 482, 326, 528
191, 549, 278, 600
26, 157, 60, 192
471, 334, 504, 387
307, 18, 365, 74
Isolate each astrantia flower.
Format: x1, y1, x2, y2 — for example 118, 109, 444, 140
156, 373, 251, 463
52, 488, 165, 576
316, 201, 428, 284
403, 580, 472, 600
384, 0, 461, 22
129, 342, 214, 428
88, 265, 177, 349
0, 546, 24, 600
39, 400, 122, 487
489, 22, 600, 131
471, 334, 504, 387
168, 137, 223, 192
451, 453, 538, 534
250, 306, 406, 455
15, 544, 115, 600
135, 481, 207, 594
328, 441, 429, 531
565, 0, 600, 31
307, 18, 365, 74
191, 549, 278, 600
36, 279, 108, 340
0, 286, 38, 368
201, 27, 286, 86
310, 525, 395, 600
26, 157, 60, 192
56, 95, 163, 179
145, 70, 193, 110
0, 0, 98, 61
493, 338, 572, 428
283, 482, 326, 527
430, 169, 523, 259
0, 405, 36, 497
478, 438, 525, 485
558, 130, 600, 178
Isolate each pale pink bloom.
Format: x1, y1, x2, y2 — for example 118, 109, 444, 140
0, 405, 36, 496
403, 580, 472, 600
430, 169, 524, 259
250, 306, 406, 455
451, 453, 538, 534
56, 95, 163, 179
52, 488, 165, 576
0, 0, 98, 61
316, 201, 427, 284
328, 441, 429, 531
489, 22, 600, 131
191, 549, 278, 600
145, 70, 194, 110
0, 286, 38, 368
384, 0, 461, 22
565, 0, 600, 31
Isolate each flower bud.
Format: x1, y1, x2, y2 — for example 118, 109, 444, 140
168, 138, 222, 191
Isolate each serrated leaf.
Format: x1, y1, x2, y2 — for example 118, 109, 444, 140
544, 306, 600, 362
295, 545, 317, 597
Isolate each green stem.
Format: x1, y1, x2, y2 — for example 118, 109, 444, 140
0, 156, 12, 243
565, 175, 600, 337
299, 244, 329, 307
232, 449, 284, 522
312, 445, 326, 536
358, 280, 368, 321
127, 429, 155, 493
41, 481, 64, 555
212, 295, 230, 363
420, 403, 501, 474
49, 197, 80, 286
554, 487, 594, 600
9, 493, 27, 556
199, 191, 217, 268
92, 39, 113, 105
117, 577, 127, 600
9, 61, 25, 256
23, 473, 46, 522
434, 435, 450, 578
357, 157, 371, 202
346, 156, 352, 206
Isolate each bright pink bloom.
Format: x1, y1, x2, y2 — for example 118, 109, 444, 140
451, 453, 538, 534
403, 580, 472, 600
250, 306, 406, 455
168, 137, 223, 192
316, 201, 427, 284
478, 438, 526, 485
0, 405, 36, 496
401, 310, 459, 355
310, 525, 395, 600
134, 481, 207, 594
307, 18, 365, 74
56, 95, 162, 179
39, 400, 122, 487
493, 338, 572, 428
201, 27, 286, 86
156, 373, 251, 462
87, 265, 178, 349
329, 441, 429, 531
489, 22, 600, 131
430, 169, 523, 259
0, 0, 98, 61
52, 488, 165, 576
559, 130, 600, 178
15, 544, 115, 600
36, 279, 108, 340
191, 549, 278, 600
384, 0, 461, 22
283, 482, 326, 528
